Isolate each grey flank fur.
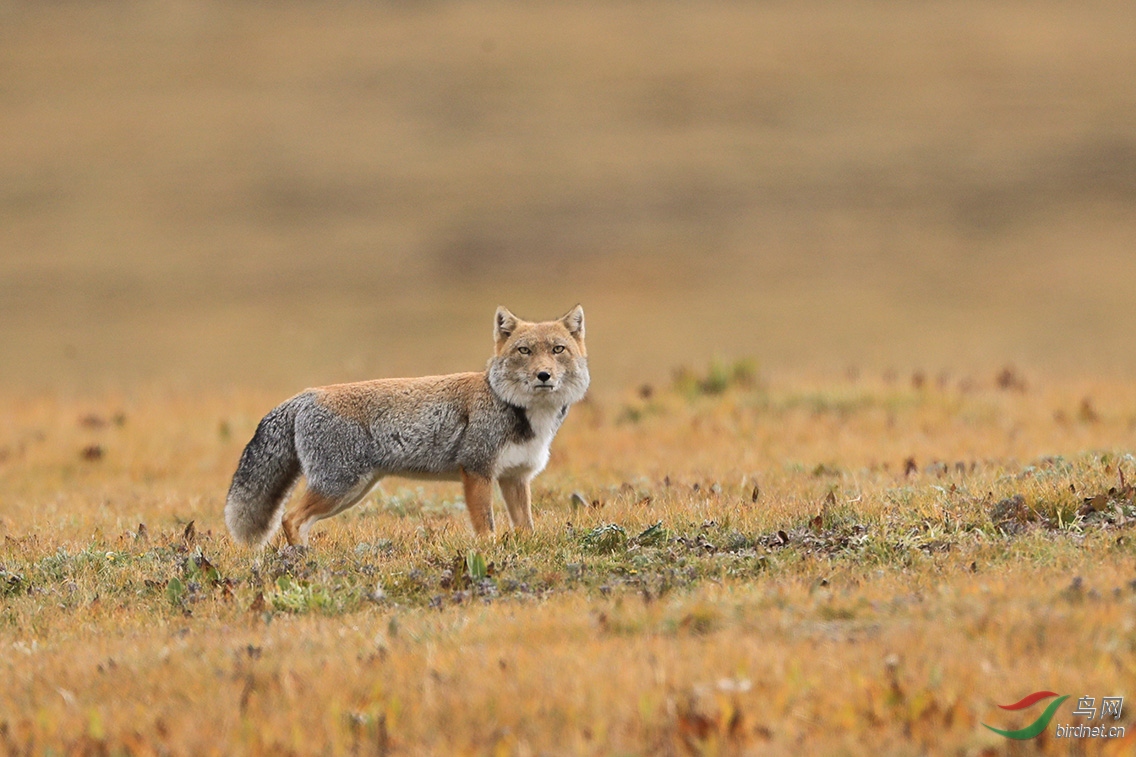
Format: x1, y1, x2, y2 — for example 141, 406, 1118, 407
224, 374, 548, 545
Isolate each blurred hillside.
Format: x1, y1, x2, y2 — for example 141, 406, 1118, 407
2, 0, 1135, 393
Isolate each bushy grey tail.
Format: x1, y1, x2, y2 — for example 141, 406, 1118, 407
225, 397, 303, 546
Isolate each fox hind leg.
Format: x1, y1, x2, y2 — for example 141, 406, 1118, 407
282, 490, 337, 546
282, 476, 380, 546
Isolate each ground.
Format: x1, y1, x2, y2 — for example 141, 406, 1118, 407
2, 370, 1134, 754
2, 1, 1135, 754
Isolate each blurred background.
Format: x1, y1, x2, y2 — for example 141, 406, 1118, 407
2, 0, 1135, 395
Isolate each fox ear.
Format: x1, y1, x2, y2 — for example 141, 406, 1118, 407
494, 306, 519, 343
559, 304, 585, 340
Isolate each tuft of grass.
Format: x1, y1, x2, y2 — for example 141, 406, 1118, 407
0, 567, 27, 597
581, 523, 629, 554
270, 575, 341, 614
672, 358, 763, 398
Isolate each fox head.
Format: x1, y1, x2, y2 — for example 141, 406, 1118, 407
488, 305, 590, 409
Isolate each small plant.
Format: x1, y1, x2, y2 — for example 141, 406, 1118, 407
166, 576, 185, 606
1, 568, 27, 597
271, 575, 337, 614
633, 522, 668, 548
582, 523, 628, 554
465, 550, 488, 581
183, 549, 222, 586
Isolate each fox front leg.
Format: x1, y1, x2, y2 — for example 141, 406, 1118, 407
498, 476, 534, 531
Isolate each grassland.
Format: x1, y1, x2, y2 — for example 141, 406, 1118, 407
2, 369, 1135, 754
3, 0, 1136, 753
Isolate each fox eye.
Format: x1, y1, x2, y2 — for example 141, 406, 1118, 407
552, 345, 566, 354
517, 346, 531, 355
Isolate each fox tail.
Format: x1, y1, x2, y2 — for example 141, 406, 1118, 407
224, 397, 303, 546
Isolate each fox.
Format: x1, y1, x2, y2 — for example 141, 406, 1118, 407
224, 305, 589, 547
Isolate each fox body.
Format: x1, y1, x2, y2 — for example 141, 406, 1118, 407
225, 306, 589, 546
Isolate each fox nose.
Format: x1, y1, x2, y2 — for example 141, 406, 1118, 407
536, 371, 552, 383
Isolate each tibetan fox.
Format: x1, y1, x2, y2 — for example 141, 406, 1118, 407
225, 305, 589, 546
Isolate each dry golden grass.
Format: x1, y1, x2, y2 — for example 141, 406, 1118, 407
2, 372, 1135, 755
3, 0, 1136, 753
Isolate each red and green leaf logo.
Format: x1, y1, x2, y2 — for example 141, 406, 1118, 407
983, 691, 1069, 740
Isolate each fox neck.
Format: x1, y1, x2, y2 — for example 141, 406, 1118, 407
494, 402, 568, 479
